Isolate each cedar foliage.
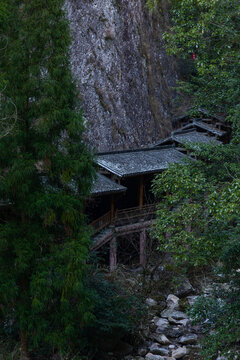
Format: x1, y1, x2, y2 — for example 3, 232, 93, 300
0, 0, 95, 358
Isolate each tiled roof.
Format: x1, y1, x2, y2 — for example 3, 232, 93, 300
97, 147, 188, 178
91, 173, 127, 196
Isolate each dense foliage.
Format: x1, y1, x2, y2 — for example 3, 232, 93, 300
152, 143, 240, 269
0, 1, 95, 358
150, 0, 240, 358
163, 0, 240, 138
0, 2, 145, 359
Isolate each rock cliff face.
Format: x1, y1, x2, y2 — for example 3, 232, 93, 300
66, 0, 177, 152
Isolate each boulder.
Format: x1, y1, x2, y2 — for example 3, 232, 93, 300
149, 343, 169, 356
154, 334, 171, 345
155, 318, 170, 333
172, 347, 187, 359
161, 309, 188, 320
178, 319, 190, 327
166, 327, 185, 338
179, 334, 198, 345
155, 318, 170, 327
168, 317, 189, 327
145, 353, 164, 360
175, 279, 194, 297
146, 298, 158, 307
166, 294, 180, 310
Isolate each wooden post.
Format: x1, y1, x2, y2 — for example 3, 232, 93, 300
110, 194, 115, 222
140, 221, 146, 267
110, 234, 117, 272
139, 175, 144, 210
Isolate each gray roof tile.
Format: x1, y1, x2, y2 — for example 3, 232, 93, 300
91, 173, 126, 196
97, 148, 188, 178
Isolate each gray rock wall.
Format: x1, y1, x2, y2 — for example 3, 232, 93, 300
66, 0, 177, 152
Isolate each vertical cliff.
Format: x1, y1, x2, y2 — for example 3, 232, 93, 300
66, 0, 177, 152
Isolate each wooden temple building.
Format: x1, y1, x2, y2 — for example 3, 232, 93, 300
87, 113, 229, 270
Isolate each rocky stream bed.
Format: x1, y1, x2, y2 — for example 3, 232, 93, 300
121, 292, 202, 360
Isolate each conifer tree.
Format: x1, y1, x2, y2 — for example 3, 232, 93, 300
0, 1, 94, 358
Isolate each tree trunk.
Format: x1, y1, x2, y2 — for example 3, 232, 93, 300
20, 331, 30, 360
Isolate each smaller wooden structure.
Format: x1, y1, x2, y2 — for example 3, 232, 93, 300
172, 110, 231, 142
154, 128, 221, 151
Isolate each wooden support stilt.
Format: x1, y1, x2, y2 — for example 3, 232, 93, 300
139, 175, 144, 210
140, 226, 146, 267
110, 235, 117, 271
110, 194, 115, 222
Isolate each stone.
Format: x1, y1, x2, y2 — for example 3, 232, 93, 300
169, 345, 175, 349
172, 347, 187, 359
168, 317, 189, 327
149, 343, 169, 356
146, 298, 158, 307
145, 353, 164, 360
155, 318, 170, 327
178, 319, 190, 327
155, 334, 171, 345
166, 294, 180, 309
155, 318, 170, 333
161, 309, 188, 320
158, 349, 170, 357
153, 316, 160, 324
166, 327, 184, 338
175, 278, 194, 297
179, 334, 198, 345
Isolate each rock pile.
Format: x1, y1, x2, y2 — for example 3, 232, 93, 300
124, 294, 201, 360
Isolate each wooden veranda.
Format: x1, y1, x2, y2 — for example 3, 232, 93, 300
90, 203, 157, 270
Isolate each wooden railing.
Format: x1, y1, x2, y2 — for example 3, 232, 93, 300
90, 203, 156, 236
114, 203, 156, 226
90, 211, 111, 235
